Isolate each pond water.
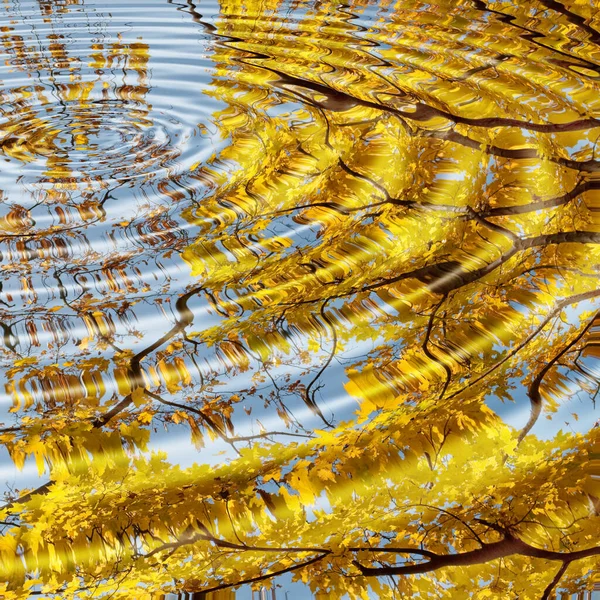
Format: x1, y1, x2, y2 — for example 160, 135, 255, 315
1, 0, 600, 598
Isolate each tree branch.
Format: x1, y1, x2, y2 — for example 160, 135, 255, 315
190, 552, 329, 594
353, 532, 600, 577
540, 561, 569, 600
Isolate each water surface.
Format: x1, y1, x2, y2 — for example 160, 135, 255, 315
1, 0, 600, 598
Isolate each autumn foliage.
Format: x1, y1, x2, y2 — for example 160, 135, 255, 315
1, 0, 600, 598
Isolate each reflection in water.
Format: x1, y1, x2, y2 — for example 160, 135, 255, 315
1, 0, 600, 597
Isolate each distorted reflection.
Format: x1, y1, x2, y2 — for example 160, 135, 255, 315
1, 0, 600, 598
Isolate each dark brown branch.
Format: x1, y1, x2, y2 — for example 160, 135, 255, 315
422, 128, 600, 173
92, 285, 205, 429
1, 482, 52, 510
538, 0, 600, 44
291, 230, 600, 307
0, 426, 21, 434
348, 547, 439, 559
191, 552, 329, 595
484, 181, 600, 217
448, 288, 600, 400
274, 167, 597, 224
541, 561, 570, 600
260, 61, 600, 133
145, 530, 326, 559
518, 311, 598, 444
422, 296, 452, 398
353, 533, 600, 577
303, 301, 336, 427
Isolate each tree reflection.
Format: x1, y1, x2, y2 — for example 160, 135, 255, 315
1, 0, 600, 597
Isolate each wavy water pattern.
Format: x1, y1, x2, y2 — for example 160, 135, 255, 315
1, 0, 600, 598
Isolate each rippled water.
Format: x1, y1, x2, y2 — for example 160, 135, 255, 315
2, 0, 600, 598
